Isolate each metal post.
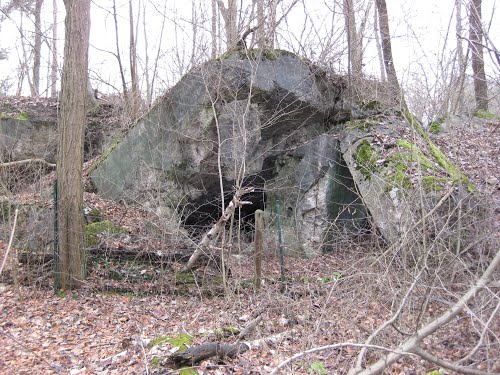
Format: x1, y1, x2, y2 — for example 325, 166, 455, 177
275, 199, 285, 291
53, 178, 59, 292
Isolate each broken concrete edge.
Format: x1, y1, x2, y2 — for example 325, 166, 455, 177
402, 111, 476, 192
343, 111, 476, 194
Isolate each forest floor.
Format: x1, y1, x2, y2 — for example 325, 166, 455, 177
1, 115, 499, 374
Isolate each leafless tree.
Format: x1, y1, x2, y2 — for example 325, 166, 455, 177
469, 0, 488, 111
50, 0, 57, 98
342, 0, 369, 77
56, 0, 91, 289
31, 0, 43, 96
375, 0, 404, 107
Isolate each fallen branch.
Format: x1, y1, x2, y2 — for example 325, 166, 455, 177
18, 247, 192, 265
168, 330, 293, 368
238, 314, 263, 340
0, 208, 19, 276
181, 187, 254, 272
272, 249, 500, 375
411, 346, 495, 375
0, 158, 56, 168
357, 248, 500, 375
270, 343, 414, 374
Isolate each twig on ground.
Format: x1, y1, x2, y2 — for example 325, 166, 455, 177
357, 248, 500, 375
270, 343, 415, 374
0, 208, 19, 275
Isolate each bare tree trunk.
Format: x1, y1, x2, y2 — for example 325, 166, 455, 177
453, 0, 467, 113
113, 0, 128, 102
129, 0, 140, 117
256, 0, 265, 48
211, 0, 218, 58
50, 0, 58, 98
18, 11, 33, 96
32, 0, 43, 96
217, 0, 238, 50
469, 0, 488, 111
373, 3, 386, 81
190, 0, 198, 66
267, 0, 277, 48
142, 1, 151, 106
343, 0, 362, 77
57, 0, 91, 290
375, 0, 404, 107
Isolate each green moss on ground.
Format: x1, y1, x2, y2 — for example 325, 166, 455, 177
422, 176, 451, 191
148, 333, 193, 350
149, 356, 162, 368
84, 220, 127, 247
474, 109, 498, 120
17, 111, 30, 120
429, 121, 441, 134
345, 119, 377, 131
355, 140, 379, 179
175, 273, 197, 285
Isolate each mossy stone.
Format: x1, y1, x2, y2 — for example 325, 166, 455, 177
355, 140, 379, 179
84, 220, 127, 247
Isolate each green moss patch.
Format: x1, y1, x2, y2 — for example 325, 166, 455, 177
355, 140, 380, 179
217, 48, 294, 61
474, 109, 498, 120
428, 121, 441, 134
422, 176, 451, 192
84, 220, 127, 247
17, 111, 30, 120
345, 119, 377, 132
148, 333, 192, 350
403, 111, 474, 191
175, 273, 197, 285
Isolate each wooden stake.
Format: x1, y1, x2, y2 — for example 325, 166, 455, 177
254, 209, 264, 291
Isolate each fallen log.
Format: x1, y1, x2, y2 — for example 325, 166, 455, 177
18, 247, 192, 265
167, 330, 294, 368
169, 342, 250, 366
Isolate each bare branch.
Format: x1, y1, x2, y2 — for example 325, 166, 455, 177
0, 158, 56, 168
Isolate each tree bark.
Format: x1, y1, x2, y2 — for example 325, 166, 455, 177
50, 0, 58, 98
373, 4, 386, 81
211, 0, 218, 58
112, 0, 128, 103
129, 0, 140, 117
343, 0, 363, 77
31, 0, 43, 96
217, 0, 238, 50
375, 0, 404, 107
57, 0, 91, 289
469, 0, 488, 111
256, 0, 265, 48
453, 0, 467, 113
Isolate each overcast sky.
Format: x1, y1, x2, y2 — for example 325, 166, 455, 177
0, 0, 498, 102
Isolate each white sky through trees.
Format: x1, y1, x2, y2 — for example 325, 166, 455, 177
0, 0, 498, 112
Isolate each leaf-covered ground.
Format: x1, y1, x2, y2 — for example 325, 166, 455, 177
1, 115, 499, 374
